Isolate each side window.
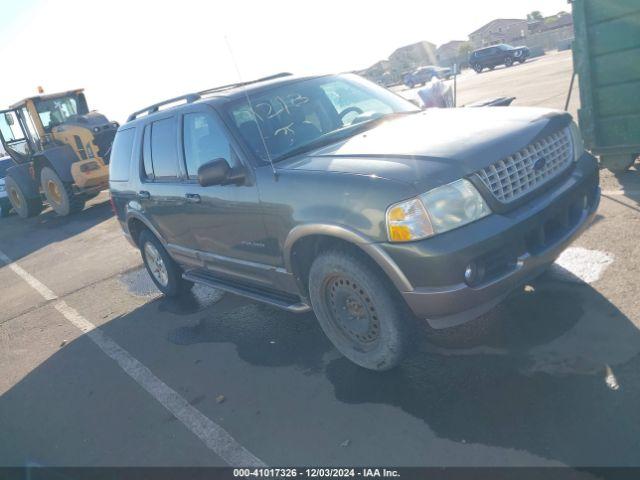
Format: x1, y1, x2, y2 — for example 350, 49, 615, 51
142, 125, 154, 180
109, 128, 136, 182
182, 112, 236, 179
146, 117, 179, 181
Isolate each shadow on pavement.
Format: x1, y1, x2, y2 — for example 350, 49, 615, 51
1, 271, 639, 466
0, 197, 113, 261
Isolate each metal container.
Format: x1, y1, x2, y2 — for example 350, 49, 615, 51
572, 0, 640, 171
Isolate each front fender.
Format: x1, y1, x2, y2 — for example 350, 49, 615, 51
283, 224, 413, 293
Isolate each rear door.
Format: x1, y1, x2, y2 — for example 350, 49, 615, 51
137, 114, 198, 259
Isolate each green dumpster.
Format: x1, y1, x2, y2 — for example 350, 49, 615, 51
572, 0, 640, 171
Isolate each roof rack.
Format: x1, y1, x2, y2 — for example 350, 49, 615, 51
126, 72, 293, 122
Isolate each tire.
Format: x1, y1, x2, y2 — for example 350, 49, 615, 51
139, 230, 193, 297
505, 57, 514, 67
308, 250, 410, 371
40, 167, 85, 216
4, 176, 42, 219
473, 64, 483, 74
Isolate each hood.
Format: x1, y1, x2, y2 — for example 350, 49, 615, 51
279, 107, 571, 193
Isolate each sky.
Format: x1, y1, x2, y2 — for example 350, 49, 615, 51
0, 0, 569, 122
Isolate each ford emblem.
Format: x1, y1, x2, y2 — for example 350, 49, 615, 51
533, 157, 547, 171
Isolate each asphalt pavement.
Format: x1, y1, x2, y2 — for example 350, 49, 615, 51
1, 50, 640, 467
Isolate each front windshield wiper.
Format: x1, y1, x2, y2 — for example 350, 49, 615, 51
274, 111, 418, 162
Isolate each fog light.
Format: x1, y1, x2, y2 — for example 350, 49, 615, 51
464, 263, 476, 283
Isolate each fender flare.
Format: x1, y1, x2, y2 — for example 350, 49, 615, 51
124, 209, 167, 247
283, 224, 413, 293
5, 164, 40, 199
34, 145, 78, 183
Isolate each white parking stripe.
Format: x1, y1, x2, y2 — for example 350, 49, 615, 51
0, 251, 57, 301
0, 250, 265, 467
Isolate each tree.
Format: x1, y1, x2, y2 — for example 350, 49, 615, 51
527, 10, 544, 21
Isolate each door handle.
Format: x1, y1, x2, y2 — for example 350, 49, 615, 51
138, 190, 150, 199
185, 193, 201, 203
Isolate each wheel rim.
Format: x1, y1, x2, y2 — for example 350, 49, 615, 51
144, 242, 169, 287
324, 275, 380, 348
9, 188, 21, 209
47, 180, 62, 204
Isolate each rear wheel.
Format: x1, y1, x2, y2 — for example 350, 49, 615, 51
308, 250, 410, 371
139, 230, 193, 297
4, 176, 42, 219
40, 167, 85, 216
473, 64, 483, 73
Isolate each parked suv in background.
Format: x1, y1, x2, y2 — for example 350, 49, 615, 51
403, 66, 452, 88
110, 73, 599, 371
470, 44, 530, 73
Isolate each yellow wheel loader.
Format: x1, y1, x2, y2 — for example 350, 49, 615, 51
0, 89, 117, 218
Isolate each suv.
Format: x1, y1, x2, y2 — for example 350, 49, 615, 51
470, 44, 530, 73
110, 73, 600, 371
403, 66, 452, 88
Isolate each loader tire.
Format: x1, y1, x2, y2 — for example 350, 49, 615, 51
40, 167, 85, 216
5, 176, 42, 219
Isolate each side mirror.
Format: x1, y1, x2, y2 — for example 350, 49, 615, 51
198, 158, 231, 187
197, 158, 246, 187
4, 113, 14, 126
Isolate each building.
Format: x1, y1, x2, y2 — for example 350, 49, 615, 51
528, 11, 573, 34
436, 40, 469, 68
388, 41, 437, 72
469, 18, 528, 49
359, 40, 437, 86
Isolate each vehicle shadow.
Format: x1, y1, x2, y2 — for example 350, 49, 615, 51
1, 270, 639, 466
0, 195, 113, 261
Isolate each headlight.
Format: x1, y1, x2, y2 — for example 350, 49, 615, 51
569, 121, 584, 162
92, 127, 100, 133
386, 179, 491, 242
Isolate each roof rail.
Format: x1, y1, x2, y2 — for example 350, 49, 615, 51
126, 72, 293, 122
197, 72, 293, 96
126, 93, 200, 122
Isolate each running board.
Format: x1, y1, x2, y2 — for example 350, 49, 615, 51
182, 270, 311, 313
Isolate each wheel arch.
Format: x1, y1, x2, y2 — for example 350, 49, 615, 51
33, 145, 78, 183
284, 224, 413, 296
125, 211, 166, 248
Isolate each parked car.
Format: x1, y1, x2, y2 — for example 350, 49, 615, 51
110, 73, 600, 371
403, 66, 452, 88
470, 44, 530, 73
0, 156, 14, 217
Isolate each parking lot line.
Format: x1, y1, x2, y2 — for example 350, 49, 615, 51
0, 249, 266, 467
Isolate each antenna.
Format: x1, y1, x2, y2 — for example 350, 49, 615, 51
224, 36, 277, 178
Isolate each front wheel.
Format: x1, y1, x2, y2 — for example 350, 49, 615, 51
505, 57, 514, 67
40, 167, 85, 216
308, 250, 410, 371
139, 230, 193, 297
473, 64, 483, 73
4, 176, 42, 219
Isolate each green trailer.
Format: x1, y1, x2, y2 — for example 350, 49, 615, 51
572, 0, 640, 171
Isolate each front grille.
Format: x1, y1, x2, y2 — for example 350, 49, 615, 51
476, 128, 573, 204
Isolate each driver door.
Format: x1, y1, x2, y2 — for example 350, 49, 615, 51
0, 110, 33, 163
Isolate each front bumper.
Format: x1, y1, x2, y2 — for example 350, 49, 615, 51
381, 153, 600, 329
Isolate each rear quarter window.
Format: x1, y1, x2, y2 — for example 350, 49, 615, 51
109, 128, 136, 182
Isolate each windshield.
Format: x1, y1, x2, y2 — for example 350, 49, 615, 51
225, 74, 419, 162
34, 93, 88, 131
